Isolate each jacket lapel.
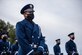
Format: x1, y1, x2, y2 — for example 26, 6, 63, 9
23, 19, 33, 30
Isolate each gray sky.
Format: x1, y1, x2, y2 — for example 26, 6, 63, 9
0, 0, 82, 55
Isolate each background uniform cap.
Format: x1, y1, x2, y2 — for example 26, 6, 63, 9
1, 34, 8, 39
55, 39, 60, 41
68, 32, 74, 36
20, 4, 34, 14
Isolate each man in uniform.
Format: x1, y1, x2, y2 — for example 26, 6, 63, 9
53, 39, 63, 55
11, 39, 19, 55
16, 4, 45, 55
41, 36, 49, 55
65, 32, 79, 55
1, 34, 11, 55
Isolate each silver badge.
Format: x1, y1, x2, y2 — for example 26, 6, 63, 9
30, 5, 32, 8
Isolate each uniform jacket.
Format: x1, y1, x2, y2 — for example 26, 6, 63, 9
16, 19, 45, 55
53, 44, 61, 55
65, 40, 77, 55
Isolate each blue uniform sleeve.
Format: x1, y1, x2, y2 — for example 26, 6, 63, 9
65, 42, 70, 53
53, 46, 56, 55
37, 34, 44, 52
45, 44, 49, 54
11, 45, 15, 55
16, 22, 33, 54
73, 43, 77, 52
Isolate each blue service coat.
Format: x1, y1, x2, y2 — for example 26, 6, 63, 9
65, 40, 77, 55
16, 19, 45, 55
53, 44, 61, 55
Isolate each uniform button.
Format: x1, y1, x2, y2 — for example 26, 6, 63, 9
32, 36, 34, 38
38, 37, 40, 38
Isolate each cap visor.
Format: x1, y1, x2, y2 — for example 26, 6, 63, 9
24, 9, 34, 12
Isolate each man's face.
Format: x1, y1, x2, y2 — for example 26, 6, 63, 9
2, 36, 7, 41
70, 35, 75, 40
23, 9, 34, 21
56, 40, 60, 45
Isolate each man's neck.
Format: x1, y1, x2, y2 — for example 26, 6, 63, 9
56, 43, 60, 46
70, 39, 74, 41
25, 18, 34, 25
